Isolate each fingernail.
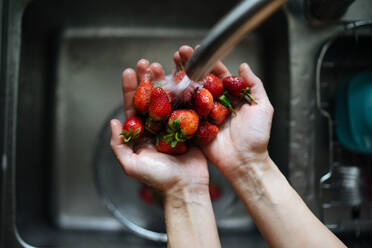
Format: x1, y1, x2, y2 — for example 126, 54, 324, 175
180, 45, 191, 51
111, 119, 120, 127
123, 68, 134, 77
138, 59, 149, 65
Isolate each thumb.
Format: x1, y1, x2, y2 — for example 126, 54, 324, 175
239, 63, 269, 102
110, 119, 137, 177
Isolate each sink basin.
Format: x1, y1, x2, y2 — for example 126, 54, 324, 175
12, 0, 289, 246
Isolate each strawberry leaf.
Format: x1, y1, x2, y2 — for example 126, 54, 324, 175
175, 132, 182, 142
124, 136, 132, 143
164, 133, 174, 144
171, 140, 178, 148
134, 128, 141, 136
168, 118, 173, 128
166, 128, 173, 133
121, 130, 129, 136
174, 118, 181, 130
218, 93, 235, 113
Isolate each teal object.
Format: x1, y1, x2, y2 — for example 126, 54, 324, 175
335, 71, 372, 154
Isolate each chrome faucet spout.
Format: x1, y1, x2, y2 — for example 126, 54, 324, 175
185, 0, 287, 81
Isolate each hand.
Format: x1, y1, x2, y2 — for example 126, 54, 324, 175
174, 46, 274, 179
110, 59, 209, 193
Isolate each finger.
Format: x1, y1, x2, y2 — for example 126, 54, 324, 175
136, 59, 151, 81
110, 119, 137, 176
211, 61, 231, 79
122, 68, 138, 118
110, 119, 124, 146
179, 45, 194, 65
150, 62, 165, 81
173, 51, 183, 70
239, 63, 268, 101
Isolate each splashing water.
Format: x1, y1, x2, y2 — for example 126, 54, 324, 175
154, 73, 203, 107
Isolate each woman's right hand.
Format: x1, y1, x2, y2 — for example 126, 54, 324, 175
174, 46, 274, 180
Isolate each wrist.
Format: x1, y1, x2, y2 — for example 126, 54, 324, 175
165, 183, 210, 208
226, 150, 272, 180
227, 154, 282, 202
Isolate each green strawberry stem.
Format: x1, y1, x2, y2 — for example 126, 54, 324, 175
145, 125, 157, 135
242, 87, 257, 104
218, 93, 235, 113
247, 93, 257, 104
120, 131, 132, 143
120, 129, 133, 143
244, 95, 252, 104
175, 131, 186, 142
178, 62, 184, 71
171, 140, 178, 148
133, 128, 141, 138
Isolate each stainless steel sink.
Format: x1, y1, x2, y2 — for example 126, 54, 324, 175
1, 0, 372, 247
9, 0, 289, 247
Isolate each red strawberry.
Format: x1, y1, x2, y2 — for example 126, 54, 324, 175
168, 109, 199, 136
133, 78, 154, 114
140, 185, 163, 205
144, 117, 163, 134
194, 88, 213, 116
156, 134, 188, 154
140, 186, 155, 204
223, 76, 257, 104
164, 109, 199, 146
209, 183, 222, 201
209, 102, 230, 125
174, 70, 186, 83
121, 116, 144, 143
195, 121, 219, 145
203, 74, 224, 98
149, 87, 172, 121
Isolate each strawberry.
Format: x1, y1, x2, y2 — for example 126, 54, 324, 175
148, 87, 172, 121
121, 115, 143, 143
203, 74, 224, 98
194, 88, 213, 116
133, 78, 154, 114
140, 186, 155, 204
165, 109, 199, 146
144, 117, 163, 134
168, 109, 199, 136
209, 101, 230, 125
174, 70, 186, 83
209, 183, 222, 201
140, 185, 163, 205
195, 121, 219, 145
223, 76, 257, 104
156, 134, 188, 154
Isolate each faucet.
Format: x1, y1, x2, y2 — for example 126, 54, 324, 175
185, 0, 288, 81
